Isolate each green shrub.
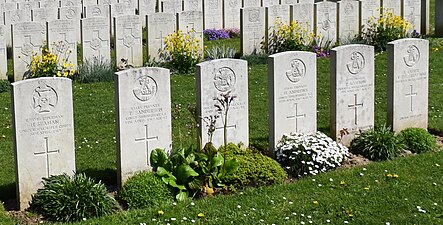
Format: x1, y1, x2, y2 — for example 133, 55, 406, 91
161, 30, 202, 74
222, 143, 287, 189
76, 57, 114, 83
399, 128, 437, 153
119, 171, 174, 209
30, 173, 117, 222
351, 125, 403, 161
0, 80, 10, 93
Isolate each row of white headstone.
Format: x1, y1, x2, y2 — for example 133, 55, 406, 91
241, 0, 426, 55
0, 1, 428, 81
10, 38, 428, 210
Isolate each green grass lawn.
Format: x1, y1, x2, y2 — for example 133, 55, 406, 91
1, 1, 443, 222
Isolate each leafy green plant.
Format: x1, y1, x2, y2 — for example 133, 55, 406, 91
0, 80, 10, 93
351, 125, 403, 161
161, 29, 203, 74
25, 44, 76, 79
206, 45, 237, 60
275, 132, 349, 178
76, 57, 114, 83
29, 173, 117, 222
360, 10, 412, 51
399, 128, 437, 153
119, 171, 174, 209
223, 143, 287, 189
266, 20, 313, 54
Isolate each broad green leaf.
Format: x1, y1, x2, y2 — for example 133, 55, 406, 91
211, 153, 224, 168
157, 167, 172, 177
150, 148, 169, 167
176, 191, 188, 202
225, 159, 240, 175
176, 164, 199, 182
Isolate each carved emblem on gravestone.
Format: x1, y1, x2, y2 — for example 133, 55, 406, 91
248, 9, 260, 23
21, 43, 33, 56
347, 52, 365, 74
92, 7, 102, 16
123, 34, 135, 47
321, 13, 331, 31
66, 9, 76, 19
344, 2, 354, 14
209, 0, 218, 7
229, 0, 238, 8
286, 59, 306, 83
32, 82, 58, 114
213, 67, 236, 92
56, 40, 70, 54
133, 75, 158, 101
90, 37, 102, 50
11, 13, 21, 23
403, 45, 420, 67
189, 0, 198, 10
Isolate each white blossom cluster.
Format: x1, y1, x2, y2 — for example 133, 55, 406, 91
275, 132, 349, 177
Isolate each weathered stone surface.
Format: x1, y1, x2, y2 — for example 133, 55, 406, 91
314, 1, 336, 46
360, 0, 380, 27
224, 0, 242, 29
402, 0, 421, 33
81, 17, 111, 63
387, 38, 429, 132
196, 59, 249, 148
330, 44, 374, 146
382, 0, 400, 16
115, 67, 172, 187
48, 20, 78, 71
177, 11, 204, 54
337, 0, 359, 44
114, 15, 143, 67
291, 3, 314, 34
240, 7, 265, 55
59, 6, 82, 43
203, 0, 222, 29
12, 77, 75, 210
0, 25, 6, 80
268, 51, 317, 151
146, 13, 175, 61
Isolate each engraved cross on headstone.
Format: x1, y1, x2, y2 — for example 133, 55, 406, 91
85, 30, 108, 59
118, 27, 139, 62
34, 137, 60, 178
348, 94, 363, 125
405, 85, 417, 112
286, 103, 306, 132
134, 124, 158, 166
249, 32, 261, 49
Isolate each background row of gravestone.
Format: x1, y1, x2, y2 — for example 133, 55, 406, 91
10, 38, 428, 210
0, 0, 431, 81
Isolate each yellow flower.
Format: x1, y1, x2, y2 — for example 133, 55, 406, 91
364, 187, 370, 191
340, 181, 346, 186
392, 174, 399, 178
158, 210, 164, 216
386, 174, 393, 178
197, 213, 204, 218
313, 200, 319, 205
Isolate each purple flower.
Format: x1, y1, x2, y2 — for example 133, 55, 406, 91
203, 29, 231, 40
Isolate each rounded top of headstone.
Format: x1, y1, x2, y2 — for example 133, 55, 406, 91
11, 77, 72, 87
331, 44, 374, 53
197, 58, 247, 68
269, 51, 316, 59
387, 38, 429, 46
115, 67, 170, 77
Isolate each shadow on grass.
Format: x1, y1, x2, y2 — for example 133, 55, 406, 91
0, 182, 17, 210
78, 168, 118, 190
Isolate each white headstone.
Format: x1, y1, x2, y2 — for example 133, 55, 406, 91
83, 0, 98, 6
12, 22, 44, 81
330, 44, 374, 146
183, 0, 202, 11
437, 0, 443, 37
146, 12, 175, 60
111, 2, 135, 17
1, 3, 18, 12
160, 0, 181, 14
17, 1, 38, 11
119, 0, 138, 9
280, 0, 296, 5
98, 0, 117, 5
0, 25, 6, 80
382, 0, 400, 16
81, 17, 111, 63
39, 0, 60, 8
84, 4, 110, 18
360, 0, 380, 26
291, 3, 314, 35
12, 77, 75, 210
402, 0, 421, 33
240, 7, 265, 55
177, 11, 204, 54
115, 67, 172, 186
243, 0, 260, 7
223, 0, 241, 29
59, 6, 82, 43
138, 0, 157, 28
60, 0, 81, 7
196, 59, 249, 148
32, 7, 59, 43
114, 15, 143, 67
5, 9, 32, 46
387, 38, 428, 132
314, 1, 336, 46
203, 0, 222, 29
261, 0, 279, 7
47, 19, 78, 71
337, 0, 359, 44
268, 51, 317, 151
